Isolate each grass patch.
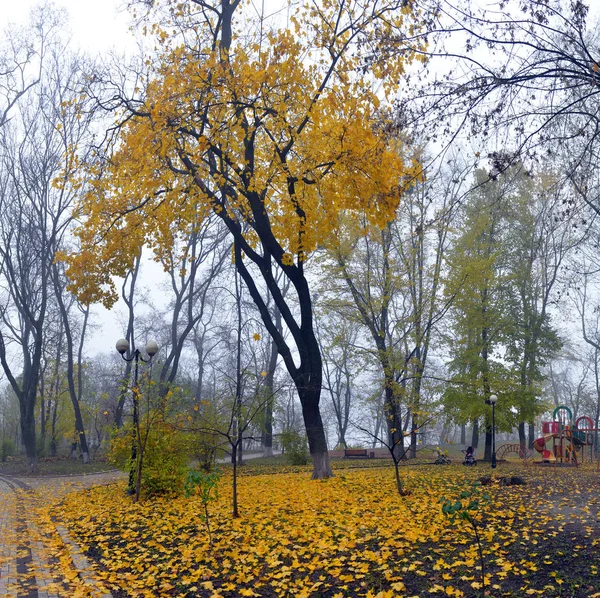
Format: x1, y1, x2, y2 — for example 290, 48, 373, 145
0, 455, 117, 477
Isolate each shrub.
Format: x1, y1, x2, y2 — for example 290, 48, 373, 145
108, 421, 190, 498
280, 430, 309, 466
1, 439, 14, 462
140, 423, 189, 498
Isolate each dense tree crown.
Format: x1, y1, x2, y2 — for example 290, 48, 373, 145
62, 0, 425, 479
66, 0, 423, 307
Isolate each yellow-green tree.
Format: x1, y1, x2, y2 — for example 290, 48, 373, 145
444, 169, 521, 458
66, 0, 423, 478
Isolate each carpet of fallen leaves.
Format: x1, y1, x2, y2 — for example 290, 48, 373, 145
48, 463, 600, 597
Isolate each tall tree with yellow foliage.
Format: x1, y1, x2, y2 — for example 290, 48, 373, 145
66, 0, 423, 478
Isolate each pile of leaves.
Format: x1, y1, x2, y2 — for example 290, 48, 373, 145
48, 464, 600, 597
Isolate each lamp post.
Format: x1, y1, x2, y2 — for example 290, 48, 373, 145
485, 393, 498, 469
116, 338, 159, 494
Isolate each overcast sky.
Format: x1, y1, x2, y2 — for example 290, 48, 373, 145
3, 0, 600, 357
0, 0, 134, 53
0, 2, 135, 356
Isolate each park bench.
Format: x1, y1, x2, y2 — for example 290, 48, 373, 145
344, 448, 371, 459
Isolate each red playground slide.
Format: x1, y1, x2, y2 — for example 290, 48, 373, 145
533, 433, 558, 462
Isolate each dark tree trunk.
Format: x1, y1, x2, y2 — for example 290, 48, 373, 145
299, 382, 331, 479
484, 425, 492, 461
234, 269, 244, 467
232, 443, 239, 518
518, 422, 527, 450
228, 237, 332, 478
528, 422, 535, 450
20, 400, 37, 472
384, 382, 404, 461
471, 419, 479, 450
50, 401, 59, 457
410, 414, 418, 459
39, 367, 47, 455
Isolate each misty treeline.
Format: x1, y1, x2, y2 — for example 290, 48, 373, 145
1, 0, 600, 475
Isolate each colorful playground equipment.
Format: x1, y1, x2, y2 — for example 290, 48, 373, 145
532, 405, 597, 465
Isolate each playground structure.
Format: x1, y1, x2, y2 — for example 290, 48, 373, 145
496, 443, 532, 461
532, 406, 598, 466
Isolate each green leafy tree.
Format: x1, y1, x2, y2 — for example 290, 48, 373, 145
444, 169, 519, 458
502, 171, 568, 448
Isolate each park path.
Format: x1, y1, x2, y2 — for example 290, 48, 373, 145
0, 471, 126, 598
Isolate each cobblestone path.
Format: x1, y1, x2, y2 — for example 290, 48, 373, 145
0, 472, 125, 598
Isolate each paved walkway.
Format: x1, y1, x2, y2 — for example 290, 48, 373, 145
0, 471, 125, 598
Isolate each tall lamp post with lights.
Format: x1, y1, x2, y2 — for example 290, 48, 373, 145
485, 393, 498, 469
116, 338, 159, 494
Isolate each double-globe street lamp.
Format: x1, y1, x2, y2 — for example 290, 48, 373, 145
485, 393, 498, 469
116, 338, 159, 494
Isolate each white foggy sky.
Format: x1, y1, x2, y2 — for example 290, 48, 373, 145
2, 0, 600, 357
0, 0, 134, 54
1, 0, 167, 356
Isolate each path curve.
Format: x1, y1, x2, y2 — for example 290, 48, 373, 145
0, 471, 125, 598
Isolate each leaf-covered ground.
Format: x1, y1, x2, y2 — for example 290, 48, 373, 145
48, 463, 600, 597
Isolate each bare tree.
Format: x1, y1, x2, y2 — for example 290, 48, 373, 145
574, 270, 600, 449
0, 19, 91, 470
154, 216, 230, 395
317, 312, 361, 449
405, 1, 600, 187
0, 5, 58, 128
52, 260, 91, 462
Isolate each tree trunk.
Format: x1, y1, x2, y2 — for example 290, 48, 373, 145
393, 460, 405, 495
20, 405, 37, 472
230, 238, 332, 478
135, 450, 144, 503
518, 422, 527, 450
39, 371, 46, 456
262, 318, 279, 457
410, 414, 418, 459
382, 376, 404, 460
471, 419, 479, 450
299, 385, 332, 479
528, 422, 535, 450
50, 402, 58, 457
232, 443, 239, 518
484, 425, 492, 461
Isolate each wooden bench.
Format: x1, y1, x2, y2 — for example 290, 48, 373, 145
344, 448, 370, 459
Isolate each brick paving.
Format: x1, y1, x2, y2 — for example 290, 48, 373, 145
0, 471, 125, 597
0, 477, 20, 596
